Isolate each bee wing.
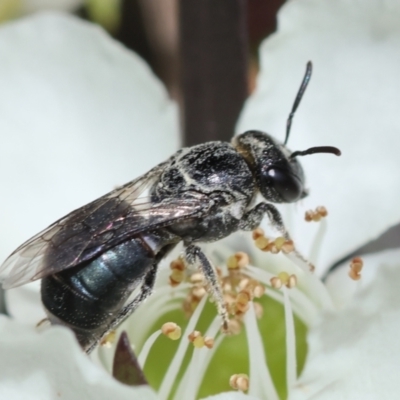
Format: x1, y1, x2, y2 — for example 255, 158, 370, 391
0, 162, 210, 289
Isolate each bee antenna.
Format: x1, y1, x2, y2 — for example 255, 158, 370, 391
290, 146, 341, 158
284, 61, 312, 145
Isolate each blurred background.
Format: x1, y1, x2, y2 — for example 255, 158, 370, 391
0, 0, 285, 145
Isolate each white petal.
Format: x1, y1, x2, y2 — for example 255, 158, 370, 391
325, 248, 400, 309
0, 13, 179, 265
289, 259, 400, 399
0, 316, 158, 400
6, 281, 45, 324
237, 0, 400, 272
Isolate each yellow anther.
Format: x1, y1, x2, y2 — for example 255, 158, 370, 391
190, 272, 204, 284
305, 206, 328, 222
268, 243, 279, 254
351, 257, 363, 271
349, 269, 361, 280
193, 336, 205, 348
224, 292, 236, 303
236, 252, 250, 268
253, 283, 265, 298
278, 271, 290, 285
281, 240, 294, 254
270, 277, 282, 289
274, 236, 286, 250
305, 210, 315, 222
349, 257, 363, 280
255, 235, 269, 250
227, 318, 241, 335
312, 213, 322, 222
223, 281, 233, 292
204, 336, 214, 349
161, 322, 182, 340
188, 330, 201, 342
253, 302, 264, 319
241, 279, 264, 298
188, 330, 205, 348
100, 330, 116, 347
170, 258, 185, 271
192, 286, 206, 299
236, 291, 250, 313
238, 277, 250, 291
183, 296, 200, 316
169, 269, 185, 287
230, 373, 249, 392
286, 274, 297, 288
252, 227, 264, 240
227, 252, 250, 269
227, 254, 239, 269
351, 263, 362, 273
316, 206, 328, 217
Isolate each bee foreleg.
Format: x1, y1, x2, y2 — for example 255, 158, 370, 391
239, 202, 290, 240
184, 244, 229, 331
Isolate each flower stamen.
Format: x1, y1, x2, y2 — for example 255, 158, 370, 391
203, 336, 214, 349
169, 257, 186, 287
305, 206, 328, 222
188, 330, 206, 348
349, 257, 363, 281
100, 330, 116, 348
227, 251, 250, 269
158, 295, 208, 399
253, 229, 295, 255
283, 286, 297, 395
230, 373, 250, 392
162, 322, 182, 340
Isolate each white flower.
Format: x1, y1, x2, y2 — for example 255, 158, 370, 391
238, 0, 400, 274
1, 0, 400, 399
237, 0, 400, 398
0, 11, 178, 399
0, 315, 158, 400
290, 249, 400, 400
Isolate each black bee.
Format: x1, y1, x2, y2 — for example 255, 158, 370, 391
0, 62, 340, 353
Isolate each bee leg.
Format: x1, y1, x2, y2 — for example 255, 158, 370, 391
184, 244, 229, 331
86, 266, 158, 354
239, 202, 290, 240
239, 203, 315, 271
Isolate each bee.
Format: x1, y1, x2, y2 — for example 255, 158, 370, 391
0, 62, 340, 353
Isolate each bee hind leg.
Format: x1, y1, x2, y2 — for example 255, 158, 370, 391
184, 244, 229, 331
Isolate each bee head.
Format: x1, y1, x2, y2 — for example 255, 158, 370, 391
233, 62, 340, 204
233, 131, 305, 203
233, 131, 340, 203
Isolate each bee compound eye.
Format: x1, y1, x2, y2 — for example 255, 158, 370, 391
265, 168, 303, 203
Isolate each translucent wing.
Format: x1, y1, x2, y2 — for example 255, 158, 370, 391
0, 162, 211, 289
